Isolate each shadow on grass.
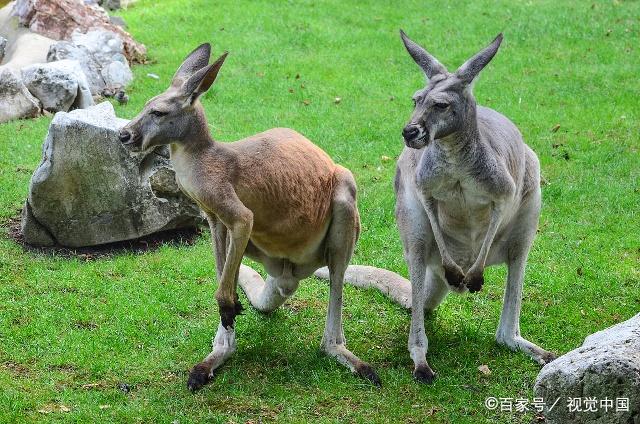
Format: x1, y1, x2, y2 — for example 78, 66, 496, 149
3, 214, 204, 260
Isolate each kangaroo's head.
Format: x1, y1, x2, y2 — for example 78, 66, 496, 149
399, 31, 503, 149
119, 43, 228, 152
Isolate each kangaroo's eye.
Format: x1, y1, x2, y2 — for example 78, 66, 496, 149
151, 110, 168, 117
434, 102, 449, 110
412, 98, 417, 106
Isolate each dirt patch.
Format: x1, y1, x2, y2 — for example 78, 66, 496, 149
4, 214, 203, 260
1, 361, 31, 377
284, 297, 325, 313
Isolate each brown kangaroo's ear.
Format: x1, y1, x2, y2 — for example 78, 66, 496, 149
181, 52, 229, 106
171, 43, 212, 88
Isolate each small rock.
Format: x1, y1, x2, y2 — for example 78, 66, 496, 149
118, 383, 131, 393
102, 0, 121, 10
478, 364, 491, 376
0, 67, 41, 124
101, 60, 132, 91
21, 59, 94, 112
114, 89, 128, 105
146, 73, 159, 80
109, 15, 127, 29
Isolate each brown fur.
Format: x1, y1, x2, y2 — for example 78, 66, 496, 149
120, 44, 379, 390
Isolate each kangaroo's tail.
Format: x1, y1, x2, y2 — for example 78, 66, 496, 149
314, 265, 412, 309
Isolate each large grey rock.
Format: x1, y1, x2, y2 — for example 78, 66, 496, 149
0, 67, 41, 123
22, 102, 203, 247
534, 313, 640, 424
47, 30, 132, 95
47, 41, 105, 95
71, 29, 126, 65
21, 59, 94, 112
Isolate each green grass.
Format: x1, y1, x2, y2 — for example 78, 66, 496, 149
1, 0, 639, 422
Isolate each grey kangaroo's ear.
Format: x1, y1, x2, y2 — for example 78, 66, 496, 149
171, 43, 212, 87
181, 52, 228, 106
400, 29, 448, 79
455, 33, 503, 85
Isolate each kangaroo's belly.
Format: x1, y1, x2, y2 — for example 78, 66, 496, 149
249, 215, 330, 264
232, 129, 337, 263
436, 195, 492, 269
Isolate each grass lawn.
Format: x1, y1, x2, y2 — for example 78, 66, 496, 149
1, 0, 639, 422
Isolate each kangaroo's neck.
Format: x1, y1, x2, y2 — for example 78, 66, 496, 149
186, 103, 216, 146
170, 104, 220, 156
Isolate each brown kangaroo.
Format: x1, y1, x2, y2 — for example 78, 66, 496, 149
119, 44, 380, 391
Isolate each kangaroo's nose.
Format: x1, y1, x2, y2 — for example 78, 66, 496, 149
119, 129, 132, 144
402, 125, 420, 141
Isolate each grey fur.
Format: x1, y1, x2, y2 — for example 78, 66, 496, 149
395, 32, 556, 382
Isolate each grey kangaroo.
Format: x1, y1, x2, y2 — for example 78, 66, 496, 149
392, 31, 556, 382
316, 32, 557, 381
119, 44, 380, 391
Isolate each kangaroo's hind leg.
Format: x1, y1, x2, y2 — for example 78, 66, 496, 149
495, 195, 556, 365
321, 167, 381, 386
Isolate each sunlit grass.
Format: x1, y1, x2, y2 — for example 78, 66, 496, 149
0, 0, 638, 422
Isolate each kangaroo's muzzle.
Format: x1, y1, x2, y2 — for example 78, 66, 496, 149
119, 128, 142, 150
402, 124, 429, 149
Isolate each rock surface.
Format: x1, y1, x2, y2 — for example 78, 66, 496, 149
47, 30, 132, 95
101, 0, 121, 10
534, 313, 640, 424
21, 59, 94, 112
0, 3, 56, 71
22, 102, 203, 247
12, 0, 146, 63
0, 36, 6, 63
0, 67, 41, 123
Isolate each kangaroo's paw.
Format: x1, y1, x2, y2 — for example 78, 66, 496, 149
413, 363, 436, 384
464, 272, 485, 293
444, 264, 465, 289
187, 362, 211, 392
355, 362, 382, 388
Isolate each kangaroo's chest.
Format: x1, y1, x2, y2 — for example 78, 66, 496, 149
415, 153, 495, 267
170, 152, 209, 212
417, 158, 493, 207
